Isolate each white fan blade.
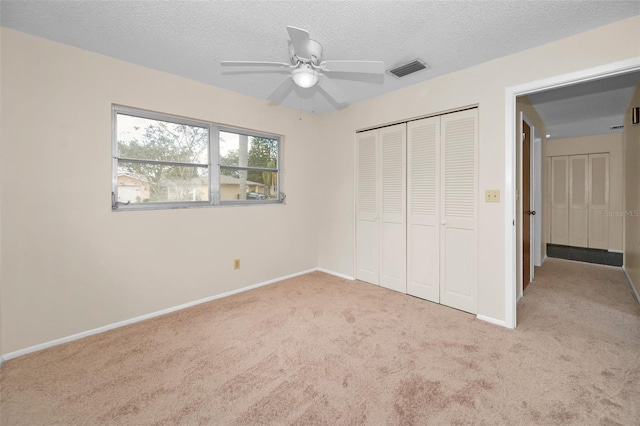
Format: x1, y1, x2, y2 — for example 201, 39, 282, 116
321, 60, 385, 74
287, 26, 311, 60
317, 74, 347, 105
221, 61, 291, 68
268, 77, 295, 104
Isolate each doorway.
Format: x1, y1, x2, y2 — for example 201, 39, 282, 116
504, 57, 640, 329
517, 112, 537, 300
522, 119, 532, 291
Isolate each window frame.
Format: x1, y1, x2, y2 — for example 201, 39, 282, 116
112, 105, 282, 211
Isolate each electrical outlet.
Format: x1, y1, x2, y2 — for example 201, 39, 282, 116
485, 190, 500, 203
234, 259, 240, 269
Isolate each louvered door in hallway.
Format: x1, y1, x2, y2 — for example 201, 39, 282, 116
550, 153, 610, 249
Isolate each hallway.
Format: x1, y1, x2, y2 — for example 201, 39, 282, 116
518, 258, 639, 342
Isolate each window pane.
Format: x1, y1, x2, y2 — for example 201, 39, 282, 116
219, 170, 279, 201
117, 164, 209, 203
219, 132, 278, 170
117, 114, 208, 164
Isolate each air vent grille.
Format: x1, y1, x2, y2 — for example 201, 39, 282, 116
610, 125, 624, 130
388, 59, 429, 78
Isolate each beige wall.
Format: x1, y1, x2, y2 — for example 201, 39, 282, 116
623, 83, 640, 299
0, 29, 321, 354
544, 133, 624, 251
316, 16, 640, 323
0, 27, 3, 359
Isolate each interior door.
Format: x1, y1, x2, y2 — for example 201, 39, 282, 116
440, 109, 477, 314
356, 130, 379, 284
588, 153, 609, 249
379, 124, 406, 293
407, 117, 440, 302
522, 121, 532, 289
569, 155, 589, 247
551, 156, 569, 245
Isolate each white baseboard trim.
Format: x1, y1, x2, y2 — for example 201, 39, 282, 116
1, 267, 318, 363
622, 266, 640, 304
541, 255, 548, 265
476, 314, 509, 328
315, 267, 355, 281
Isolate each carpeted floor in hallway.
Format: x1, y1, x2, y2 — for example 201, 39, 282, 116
1, 258, 639, 425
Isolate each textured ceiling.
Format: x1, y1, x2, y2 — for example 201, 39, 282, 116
528, 71, 640, 139
1, 0, 639, 115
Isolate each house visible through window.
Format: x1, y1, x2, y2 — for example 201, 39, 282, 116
112, 106, 282, 210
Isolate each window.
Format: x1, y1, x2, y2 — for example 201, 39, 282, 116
112, 106, 282, 210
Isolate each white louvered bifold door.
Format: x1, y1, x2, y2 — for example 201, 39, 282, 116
588, 153, 609, 249
407, 117, 440, 302
569, 155, 589, 247
439, 109, 478, 314
551, 156, 569, 245
379, 124, 407, 293
356, 130, 380, 285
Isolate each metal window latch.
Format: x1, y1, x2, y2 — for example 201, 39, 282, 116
111, 192, 130, 209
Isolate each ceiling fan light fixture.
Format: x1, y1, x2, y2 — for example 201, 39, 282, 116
291, 65, 318, 88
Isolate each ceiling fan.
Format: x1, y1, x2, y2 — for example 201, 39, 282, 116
221, 26, 385, 106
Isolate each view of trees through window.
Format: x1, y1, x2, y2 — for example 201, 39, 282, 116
117, 114, 209, 203
219, 131, 279, 201
114, 109, 280, 207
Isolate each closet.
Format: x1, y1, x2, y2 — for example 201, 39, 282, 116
550, 153, 609, 249
355, 124, 406, 293
356, 109, 478, 314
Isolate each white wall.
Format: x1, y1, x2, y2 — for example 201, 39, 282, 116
544, 133, 624, 251
316, 16, 640, 323
0, 29, 321, 354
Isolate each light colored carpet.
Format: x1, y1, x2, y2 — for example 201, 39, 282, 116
1, 258, 639, 425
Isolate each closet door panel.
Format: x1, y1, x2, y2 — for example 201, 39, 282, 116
551, 156, 569, 245
407, 117, 440, 302
356, 130, 379, 284
444, 227, 474, 296
588, 153, 609, 249
439, 109, 477, 314
569, 155, 589, 247
379, 124, 406, 293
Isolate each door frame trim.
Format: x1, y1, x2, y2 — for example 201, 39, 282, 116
533, 134, 543, 267
504, 57, 640, 329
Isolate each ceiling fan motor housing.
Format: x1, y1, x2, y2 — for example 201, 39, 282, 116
289, 40, 323, 66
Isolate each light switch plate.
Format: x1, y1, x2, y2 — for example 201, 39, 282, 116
485, 190, 500, 203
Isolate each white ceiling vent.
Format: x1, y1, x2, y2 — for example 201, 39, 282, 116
387, 59, 429, 78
